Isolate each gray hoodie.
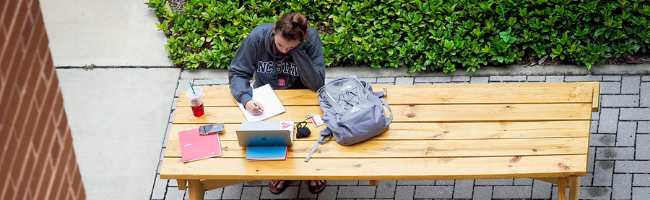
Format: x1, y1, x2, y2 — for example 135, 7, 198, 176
229, 23, 326, 105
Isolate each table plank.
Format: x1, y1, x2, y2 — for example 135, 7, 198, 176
167, 121, 591, 142
160, 155, 587, 180
179, 82, 596, 107
164, 137, 588, 158
172, 103, 592, 124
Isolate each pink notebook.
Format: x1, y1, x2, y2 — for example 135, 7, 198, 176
178, 128, 222, 162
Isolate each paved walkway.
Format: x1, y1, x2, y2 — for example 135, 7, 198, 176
150, 72, 650, 200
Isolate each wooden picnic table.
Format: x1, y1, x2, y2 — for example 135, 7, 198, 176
160, 82, 599, 200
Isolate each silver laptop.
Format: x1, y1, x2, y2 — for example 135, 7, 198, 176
236, 121, 294, 147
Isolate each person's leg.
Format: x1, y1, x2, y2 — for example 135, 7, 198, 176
268, 180, 287, 194
308, 180, 326, 194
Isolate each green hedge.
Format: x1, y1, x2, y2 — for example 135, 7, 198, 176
147, 0, 650, 72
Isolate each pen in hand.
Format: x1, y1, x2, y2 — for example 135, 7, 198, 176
253, 102, 264, 112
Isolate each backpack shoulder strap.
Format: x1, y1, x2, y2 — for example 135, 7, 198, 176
304, 134, 332, 162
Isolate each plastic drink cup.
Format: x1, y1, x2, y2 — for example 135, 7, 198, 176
186, 87, 204, 117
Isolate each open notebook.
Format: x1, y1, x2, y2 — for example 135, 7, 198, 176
237, 84, 286, 121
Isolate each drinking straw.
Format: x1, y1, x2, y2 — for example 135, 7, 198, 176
190, 82, 196, 95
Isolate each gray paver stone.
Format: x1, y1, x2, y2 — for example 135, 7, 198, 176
328, 180, 358, 185
514, 178, 533, 185
359, 77, 377, 83
489, 76, 526, 82
260, 186, 299, 199
613, 174, 632, 199
395, 77, 414, 85
164, 123, 172, 148
169, 110, 175, 123
644, 76, 650, 81
633, 187, 650, 199
601, 95, 639, 107
527, 76, 545, 82
532, 179, 552, 199
640, 121, 650, 133
166, 187, 185, 200
176, 80, 193, 97
414, 186, 453, 198
204, 188, 223, 200
591, 121, 598, 133
615, 161, 650, 173
581, 187, 612, 199
470, 77, 489, 84
565, 75, 602, 82
337, 186, 376, 198
633, 174, 650, 186
592, 112, 600, 120
414, 82, 431, 85
603, 76, 622, 81
642, 82, 650, 107
317, 186, 338, 200
375, 180, 397, 199
222, 183, 244, 199
637, 135, 650, 160
244, 180, 268, 187
194, 79, 229, 86
397, 180, 436, 185
472, 186, 492, 200
546, 76, 564, 82
590, 134, 616, 147
620, 108, 650, 120
453, 179, 473, 199
581, 173, 593, 187
600, 82, 622, 94
622, 76, 641, 94
451, 76, 470, 82
298, 181, 318, 199
435, 179, 455, 185
241, 187, 261, 200
589, 147, 596, 172
598, 108, 620, 133
377, 77, 395, 83
395, 186, 415, 200
593, 161, 614, 186
617, 122, 637, 146
474, 179, 513, 185
414, 76, 452, 83
151, 175, 168, 200
596, 147, 635, 160
492, 186, 532, 199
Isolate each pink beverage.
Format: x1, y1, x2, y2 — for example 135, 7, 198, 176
186, 87, 205, 117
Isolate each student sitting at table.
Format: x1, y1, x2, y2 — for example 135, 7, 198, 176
228, 12, 327, 194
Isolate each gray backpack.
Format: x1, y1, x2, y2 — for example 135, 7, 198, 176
305, 77, 393, 161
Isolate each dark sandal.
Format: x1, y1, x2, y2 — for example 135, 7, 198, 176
268, 180, 287, 194
308, 180, 326, 194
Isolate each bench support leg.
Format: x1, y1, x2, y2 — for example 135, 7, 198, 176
569, 176, 580, 200
177, 179, 188, 190
558, 177, 569, 200
188, 180, 205, 200
369, 180, 378, 186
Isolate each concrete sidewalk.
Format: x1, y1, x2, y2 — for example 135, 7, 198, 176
56, 68, 179, 200
41, 0, 172, 67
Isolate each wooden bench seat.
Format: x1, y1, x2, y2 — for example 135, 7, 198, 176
161, 82, 599, 200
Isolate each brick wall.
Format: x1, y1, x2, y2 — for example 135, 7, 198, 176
1, 0, 85, 199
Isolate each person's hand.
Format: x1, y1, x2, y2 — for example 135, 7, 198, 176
245, 100, 264, 116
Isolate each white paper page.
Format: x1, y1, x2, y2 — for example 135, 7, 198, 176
236, 84, 286, 121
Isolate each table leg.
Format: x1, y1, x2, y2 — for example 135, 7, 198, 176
369, 180, 378, 186
558, 177, 569, 200
188, 180, 205, 200
569, 176, 580, 200
177, 179, 188, 190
